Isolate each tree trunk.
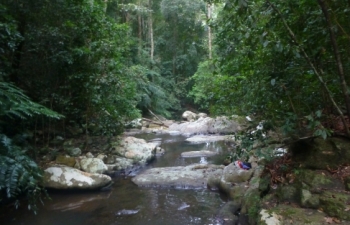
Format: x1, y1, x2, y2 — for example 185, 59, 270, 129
318, 0, 350, 120
138, 10, 142, 57
149, 0, 154, 62
207, 3, 212, 59
103, 0, 108, 13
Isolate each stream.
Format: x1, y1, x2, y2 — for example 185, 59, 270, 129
1, 133, 232, 225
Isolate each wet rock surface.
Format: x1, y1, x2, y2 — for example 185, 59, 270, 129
180, 150, 218, 158
43, 166, 112, 190
132, 164, 224, 189
185, 134, 234, 143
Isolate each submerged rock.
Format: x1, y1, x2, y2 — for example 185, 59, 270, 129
186, 135, 233, 143
43, 166, 111, 190
115, 209, 140, 216
132, 164, 224, 189
181, 150, 217, 158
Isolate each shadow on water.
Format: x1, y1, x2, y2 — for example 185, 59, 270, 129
1, 133, 231, 225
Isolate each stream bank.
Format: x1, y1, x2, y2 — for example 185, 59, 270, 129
1, 112, 350, 225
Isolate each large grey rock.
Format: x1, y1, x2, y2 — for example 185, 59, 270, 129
106, 157, 134, 171
43, 166, 111, 190
80, 158, 108, 174
132, 164, 224, 189
207, 116, 243, 134
169, 117, 211, 135
111, 136, 157, 164
169, 116, 246, 135
182, 111, 197, 121
222, 163, 254, 183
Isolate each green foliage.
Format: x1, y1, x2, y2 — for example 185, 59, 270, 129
191, 0, 350, 136
128, 65, 180, 117
1, 0, 141, 135
0, 135, 45, 213
189, 60, 216, 111
0, 82, 62, 119
232, 123, 270, 162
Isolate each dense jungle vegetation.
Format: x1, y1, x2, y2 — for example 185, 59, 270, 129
1, 0, 350, 212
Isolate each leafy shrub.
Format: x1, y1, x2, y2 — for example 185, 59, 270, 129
0, 135, 46, 213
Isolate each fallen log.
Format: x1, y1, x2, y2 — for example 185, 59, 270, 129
142, 118, 169, 128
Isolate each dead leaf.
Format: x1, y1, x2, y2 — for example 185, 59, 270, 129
324, 217, 333, 224
345, 207, 350, 212
333, 218, 341, 224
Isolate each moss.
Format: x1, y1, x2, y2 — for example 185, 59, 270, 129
241, 189, 262, 225
276, 185, 298, 202
269, 204, 329, 224
259, 175, 270, 194
319, 191, 350, 220
296, 169, 333, 189
55, 155, 76, 167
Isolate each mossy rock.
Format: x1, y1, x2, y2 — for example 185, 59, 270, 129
55, 155, 76, 167
300, 189, 320, 209
319, 191, 350, 220
241, 188, 262, 225
290, 137, 350, 170
258, 174, 270, 194
295, 169, 342, 191
263, 204, 330, 225
276, 185, 298, 202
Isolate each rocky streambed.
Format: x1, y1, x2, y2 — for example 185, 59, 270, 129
2, 112, 350, 225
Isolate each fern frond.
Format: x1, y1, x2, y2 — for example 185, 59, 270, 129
5, 163, 20, 198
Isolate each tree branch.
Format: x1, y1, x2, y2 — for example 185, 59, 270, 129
266, 0, 350, 137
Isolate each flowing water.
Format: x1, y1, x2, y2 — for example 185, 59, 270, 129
1, 133, 232, 225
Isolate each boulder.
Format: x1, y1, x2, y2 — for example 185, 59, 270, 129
319, 190, 350, 220
132, 164, 224, 189
259, 209, 281, 225
80, 158, 108, 174
221, 163, 254, 183
55, 155, 76, 167
43, 166, 111, 190
290, 137, 350, 170
186, 135, 234, 143
63, 139, 83, 157
106, 157, 134, 171
259, 204, 332, 225
168, 116, 246, 135
182, 111, 197, 121
197, 113, 208, 119
207, 116, 243, 134
111, 136, 157, 165
300, 189, 319, 209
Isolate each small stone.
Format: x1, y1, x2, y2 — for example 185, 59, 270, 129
86, 152, 94, 158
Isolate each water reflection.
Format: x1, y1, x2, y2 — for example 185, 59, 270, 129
1, 133, 230, 225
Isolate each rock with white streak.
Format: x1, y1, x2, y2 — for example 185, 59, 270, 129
111, 136, 157, 165
80, 158, 108, 174
43, 166, 111, 190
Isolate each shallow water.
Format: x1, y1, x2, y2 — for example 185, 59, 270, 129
1, 133, 231, 225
